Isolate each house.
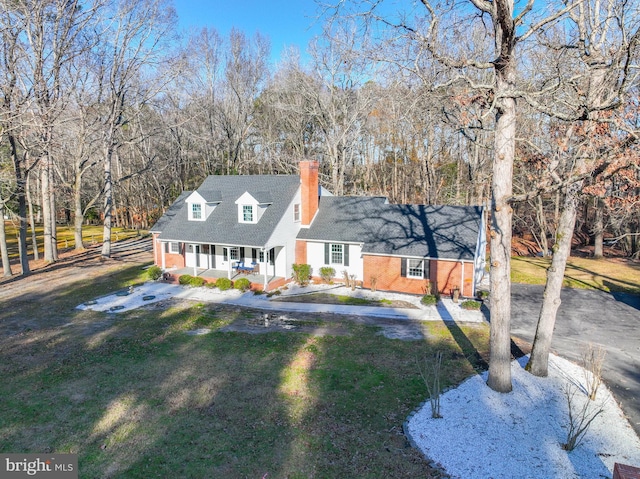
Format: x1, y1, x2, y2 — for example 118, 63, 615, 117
150, 161, 486, 296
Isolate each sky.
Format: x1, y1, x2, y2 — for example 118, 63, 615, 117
172, 0, 323, 63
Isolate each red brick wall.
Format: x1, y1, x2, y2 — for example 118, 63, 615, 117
363, 255, 475, 297
295, 240, 307, 264
362, 256, 429, 295
300, 160, 319, 226
156, 239, 185, 269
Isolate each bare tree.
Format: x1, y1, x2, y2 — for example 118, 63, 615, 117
525, 0, 640, 377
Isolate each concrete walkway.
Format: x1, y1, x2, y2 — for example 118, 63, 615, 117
76, 281, 485, 323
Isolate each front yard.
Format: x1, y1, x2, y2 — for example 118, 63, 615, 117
0, 263, 490, 478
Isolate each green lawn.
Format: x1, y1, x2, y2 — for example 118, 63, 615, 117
0, 266, 489, 478
511, 256, 640, 295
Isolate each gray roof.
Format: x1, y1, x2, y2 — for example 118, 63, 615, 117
153, 175, 300, 247
149, 191, 191, 233
297, 196, 483, 260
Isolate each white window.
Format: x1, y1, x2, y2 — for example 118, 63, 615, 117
331, 244, 343, 264
293, 204, 300, 222
230, 247, 240, 261
242, 205, 253, 222
407, 259, 424, 279
191, 203, 202, 220
169, 242, 179, 254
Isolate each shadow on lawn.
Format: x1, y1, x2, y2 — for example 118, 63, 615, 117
0, 272, 446, 477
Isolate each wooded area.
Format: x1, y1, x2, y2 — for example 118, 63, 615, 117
1, 0, 638, 394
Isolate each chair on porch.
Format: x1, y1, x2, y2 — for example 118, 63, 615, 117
232, 261, 244, 273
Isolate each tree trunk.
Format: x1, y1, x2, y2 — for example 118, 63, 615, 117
42, 159, 54, 263
26, 171, 39, 261
10, 134, 30, 275
526, 182, 580, 376
593, 197, 604, 258
101, 146, 113, 258
73, 172, 85, 250
0, 201, 12, 277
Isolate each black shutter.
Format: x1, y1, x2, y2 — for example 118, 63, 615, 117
164, 242, 169, 253
343, 244, 349, 266
324, 243, 330, 264
401, 258, 407, 277
269, 248, 275, 265
240, 247, 246, 260
252, 248, 257, 262
423, 259, 429, 279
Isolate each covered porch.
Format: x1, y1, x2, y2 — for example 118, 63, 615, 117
163, 267, 286, 291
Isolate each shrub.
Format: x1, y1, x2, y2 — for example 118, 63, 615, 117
476, 290, 489, 300
234, 277, 251, 292
266, 289, 281, 298
205, 281, 217, 289
188, 276, 206, 288
319, 266, 336, 284
178, 274, 193, 285
292, 264, 312, 286
216, 277, 233, 291
147, 265, 162, 280
460, 300, 481, 310
421, 294, 438, 306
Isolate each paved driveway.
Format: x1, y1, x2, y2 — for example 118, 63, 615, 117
509, 283, 640, 436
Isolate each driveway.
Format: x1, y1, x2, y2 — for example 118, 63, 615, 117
509, 283, 640, 436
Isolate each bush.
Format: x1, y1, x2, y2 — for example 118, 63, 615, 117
216, 277, 233, 291
234, 277, 251, 292
319, 266, 336, 284
476, 290, 489, 300
147, 265, 162, 280
205, 281, 217, 289
421, 294, 439, 306
178, 274, 193, 285
188, 276, 206, 288
266, 289, 281, 298
460, 300, 481, 310
292, 264, 312, 286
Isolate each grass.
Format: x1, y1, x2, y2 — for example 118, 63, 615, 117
2, 221, 145, 259
511, 256, 640, 295
0, 267, 489, 478
273, 292, 414, 308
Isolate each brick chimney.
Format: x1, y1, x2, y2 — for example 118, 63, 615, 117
300, 160, 319, 226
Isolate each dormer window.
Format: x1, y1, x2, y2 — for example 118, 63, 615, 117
242, 205, 254, 222
191, 203, 202, 220
235, 191, 270, 224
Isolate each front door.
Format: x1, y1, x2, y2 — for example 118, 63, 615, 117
185, 244, 199, 268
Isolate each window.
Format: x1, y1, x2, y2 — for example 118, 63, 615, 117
230, 247, 239, 261
191, 203, 202, 220
407, 259, 425, 279
242, 205, 253, 222
293, 204, 300, 222
324, 243, 349, 266
331, 244, 343, 264
169, 242, 179, 254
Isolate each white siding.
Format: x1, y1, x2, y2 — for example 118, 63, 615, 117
265, 187, 302, 279
306, 241, 363, 283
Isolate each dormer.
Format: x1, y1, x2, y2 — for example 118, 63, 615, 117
235, 191, 272, 224
186, 190, 220, 221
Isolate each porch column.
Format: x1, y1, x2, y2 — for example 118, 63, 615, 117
262, 247, 267, 289
161, 241, 166, 269
192, 244, 197, 276
460, 261, 465, 298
